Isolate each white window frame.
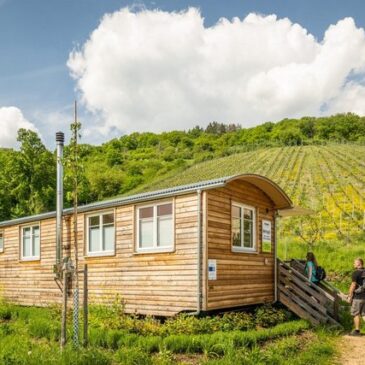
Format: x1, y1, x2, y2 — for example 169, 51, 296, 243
21, 224, 40, 261
86, 211, 115, 257
231, 202, 257, 253
0, 230, 3, 253
136, 201, 174, 253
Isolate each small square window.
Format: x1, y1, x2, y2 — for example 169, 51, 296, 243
89, 216, 100, 226
157, 204, 172, 216
103, 214, 114, 225
140, 207, 153, 219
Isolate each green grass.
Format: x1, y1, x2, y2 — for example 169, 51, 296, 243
201, 329, 337, 365
0, 301, 339, 365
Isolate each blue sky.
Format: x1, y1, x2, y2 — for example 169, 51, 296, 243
1, 0, 365, 148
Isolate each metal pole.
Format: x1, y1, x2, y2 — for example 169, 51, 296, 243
55, 132, 64, 266
83, 264, 88, 347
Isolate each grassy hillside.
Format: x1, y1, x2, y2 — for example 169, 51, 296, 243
133, 143, 365, 290
1, 113, 364, 221
134, 143, 365, 241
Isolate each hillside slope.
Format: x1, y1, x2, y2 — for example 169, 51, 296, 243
134, 143, 365, 244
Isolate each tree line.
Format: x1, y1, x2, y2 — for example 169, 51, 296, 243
0, 113, 364, 221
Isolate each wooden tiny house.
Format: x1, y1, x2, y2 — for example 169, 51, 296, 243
0, 174, 293, 316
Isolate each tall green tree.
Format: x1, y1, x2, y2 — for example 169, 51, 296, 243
0, 148, 15, 220
10, 129, 56, 217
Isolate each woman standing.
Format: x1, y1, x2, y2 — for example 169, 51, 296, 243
305, 252, 319, 284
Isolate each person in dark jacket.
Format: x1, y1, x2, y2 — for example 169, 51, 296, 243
348, 258, 365, 336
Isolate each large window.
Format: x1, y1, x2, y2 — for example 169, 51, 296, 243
0, 231, 3, 253
21, 225, 40, 260
232, 203, 256, 252
87, 212, 115, 256
137, 202, 173, 252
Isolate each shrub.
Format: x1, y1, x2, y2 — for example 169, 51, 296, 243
163, 314, 207, 335
0, 335, 31, 365
117, 333, 140, 347
254, 305, 288, 328
0, 305, 12, 320
151, 350, 175, 365
163, 334, 205, 354
263, 335, 302, 363
106, 329, 125, 349
28, 318, 59, 341
137, 336, 162, 353
89, 327, 109, 348
61, 347, 112, 365
116, 348, 152, 365
218, 312, 255, 331
202, 333, 228, 357
137, 316, 163, 336
0, 323, 13, 336
89, 304, 290, 337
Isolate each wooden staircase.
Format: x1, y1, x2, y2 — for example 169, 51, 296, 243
278, 259, 342, 327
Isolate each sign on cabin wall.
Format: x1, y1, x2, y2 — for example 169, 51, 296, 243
208, 259, 217, 280
262, 220, 272, 253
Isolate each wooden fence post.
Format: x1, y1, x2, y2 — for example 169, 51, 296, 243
83, 264, 88, 347
61, 271, 68, 349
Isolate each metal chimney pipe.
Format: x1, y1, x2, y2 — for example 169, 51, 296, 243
56, 131, 64, 266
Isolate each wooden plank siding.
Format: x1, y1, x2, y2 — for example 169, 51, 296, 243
206, 180, 276, 310
0, 193, 200, 316
0, 178, 280, 315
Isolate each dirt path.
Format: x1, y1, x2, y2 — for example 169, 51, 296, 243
338, 335, 365, 365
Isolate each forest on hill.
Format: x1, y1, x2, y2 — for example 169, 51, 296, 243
0, 113, 364, 224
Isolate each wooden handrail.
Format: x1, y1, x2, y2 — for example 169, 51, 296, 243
289, 258, 346, 308
277, 258, 342, 327
280, 260, 336, 301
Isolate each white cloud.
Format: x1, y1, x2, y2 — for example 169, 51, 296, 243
67, 8, 365, 135
0, 107, 38, 148
325, 81, 365, 115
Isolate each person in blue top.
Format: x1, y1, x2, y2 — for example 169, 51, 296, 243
305, 252, 319, 283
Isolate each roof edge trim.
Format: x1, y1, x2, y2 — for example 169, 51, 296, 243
0, 173, 292, 228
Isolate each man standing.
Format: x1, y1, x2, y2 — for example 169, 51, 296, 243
348, 258, 365, 336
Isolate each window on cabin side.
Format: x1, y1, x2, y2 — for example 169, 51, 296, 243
21, 225, 40, 260
87, 212, 115, 255
0, 231, 3, 252
138, 202, 173, 251
232, 203, 256, 252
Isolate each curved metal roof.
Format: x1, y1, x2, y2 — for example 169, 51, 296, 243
225, 174, 293, 210
0, 173, 292, 228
